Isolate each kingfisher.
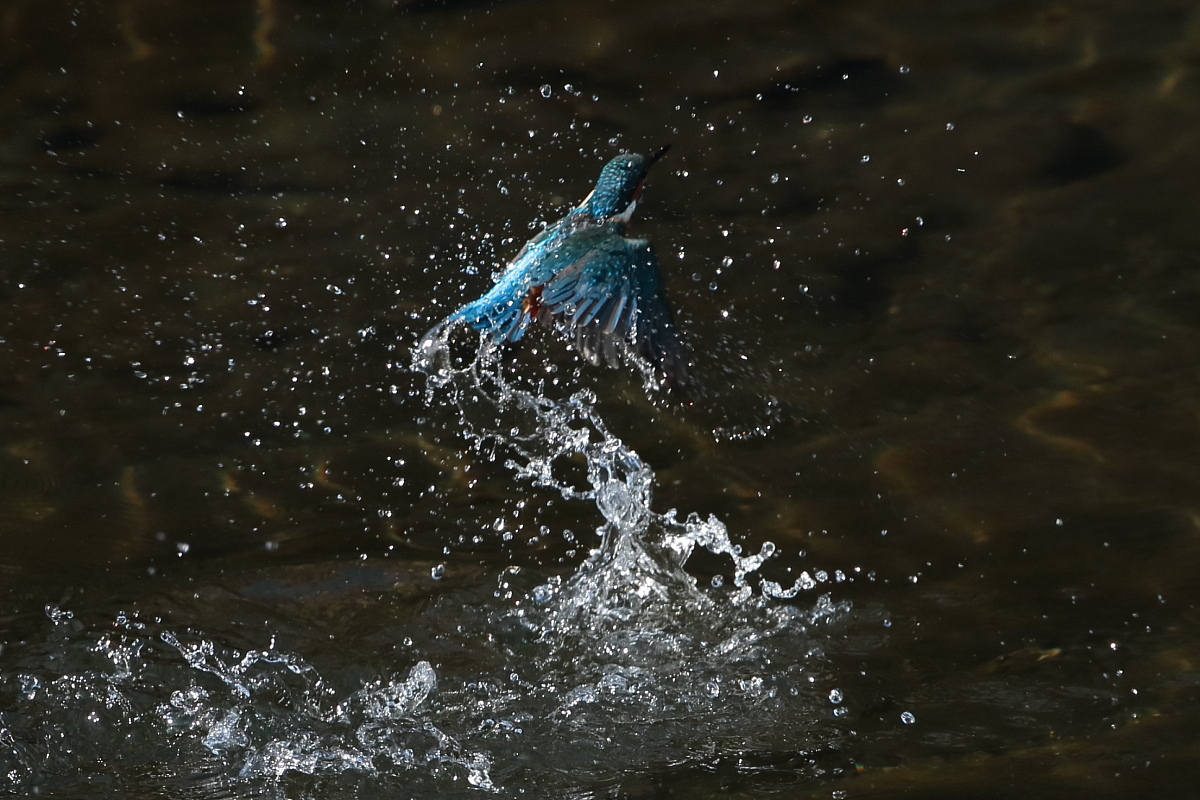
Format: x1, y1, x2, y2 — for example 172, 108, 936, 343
420, 146, 688, 389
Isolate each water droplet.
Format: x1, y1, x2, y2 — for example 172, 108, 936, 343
431, 563, 445, 580
44, 604, 74, 624
828, 688, 843, 704
901, 710, 916, 724
467, 766, 494, 789
539, 84, 552, 98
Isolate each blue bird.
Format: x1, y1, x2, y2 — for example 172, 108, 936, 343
422, 146, 688, 389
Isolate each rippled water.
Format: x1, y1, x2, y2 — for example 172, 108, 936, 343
4, 0, 1200, 797
3, 340, 865, 797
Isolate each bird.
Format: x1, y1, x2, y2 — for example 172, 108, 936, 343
420, 146, 688, 389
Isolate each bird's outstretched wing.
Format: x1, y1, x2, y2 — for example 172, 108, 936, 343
438, 270, 539, 343
540, 236, 688, 389
431, 211, 591, 343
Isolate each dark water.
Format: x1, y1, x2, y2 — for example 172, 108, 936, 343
3, 0, 1200, 797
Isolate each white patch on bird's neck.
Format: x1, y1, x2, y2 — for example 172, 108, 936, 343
613, 197, 638, 223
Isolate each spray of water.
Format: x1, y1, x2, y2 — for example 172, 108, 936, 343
413, 324, 810, 610
405, 327, 854, 786
0, 328, 852, 799
411, 325, 843, 665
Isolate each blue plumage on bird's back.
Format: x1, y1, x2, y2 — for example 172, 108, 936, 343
417, 147, 688, 391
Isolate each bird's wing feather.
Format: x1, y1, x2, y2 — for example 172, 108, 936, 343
541, 237, 687, 388
441, 269, 535, 342
438, 215, 584, 342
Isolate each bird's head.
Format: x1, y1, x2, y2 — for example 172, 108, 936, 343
583, 145, 670, 222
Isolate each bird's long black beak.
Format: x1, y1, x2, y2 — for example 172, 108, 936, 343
646, 144, 671, 167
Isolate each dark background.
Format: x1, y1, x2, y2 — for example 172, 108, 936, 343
2, 1, 1199, 797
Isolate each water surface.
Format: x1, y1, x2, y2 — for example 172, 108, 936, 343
2, 0, 1199, 797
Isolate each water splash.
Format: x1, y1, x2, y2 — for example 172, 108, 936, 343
407, 326, 852, 754
413, 324, 809, 614
1, 613, 496, 795
0, 328, 853, 799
